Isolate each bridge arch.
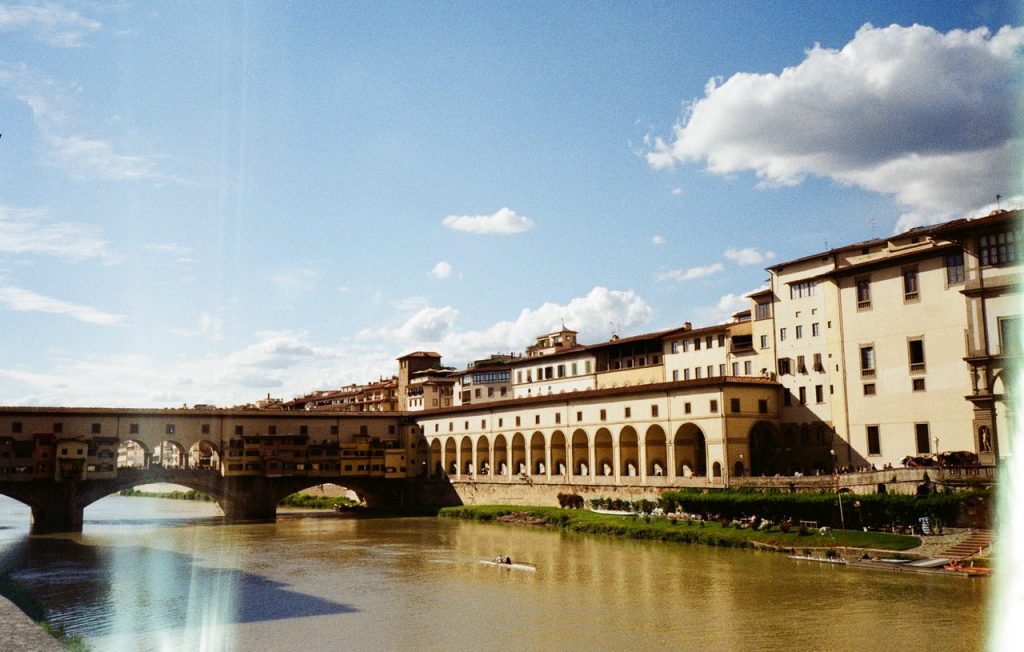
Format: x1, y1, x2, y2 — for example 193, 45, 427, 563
188, 440, 220, 470
673, 423, 706, 477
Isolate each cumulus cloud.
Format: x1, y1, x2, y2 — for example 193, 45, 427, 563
0, 3, 101, 47
0, 205, 117, 263
0, 285, 123, 325
360, 306, 460, 342
652, 235, 666, 245
724, 247, 775, 266
656, 263, 724, 282
430, 261, 453, 279
646, 24, 1024, 228
442, 207, 534, 234
695, 292, 752, 324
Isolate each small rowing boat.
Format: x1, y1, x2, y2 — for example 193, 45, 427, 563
480, 559, 536, 572
787, 554, 847, 565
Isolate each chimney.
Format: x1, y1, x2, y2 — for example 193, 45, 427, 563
683, 322, 692, 330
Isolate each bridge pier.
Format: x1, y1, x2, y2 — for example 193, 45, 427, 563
28, 483, 86, 534
217, 476, 280, 523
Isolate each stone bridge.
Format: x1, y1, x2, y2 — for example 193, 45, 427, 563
0, 469, 455, 534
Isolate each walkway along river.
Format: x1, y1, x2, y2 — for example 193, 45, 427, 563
0, 495, 990, 651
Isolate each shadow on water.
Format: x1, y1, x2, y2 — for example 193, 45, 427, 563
0, 535, 358, 639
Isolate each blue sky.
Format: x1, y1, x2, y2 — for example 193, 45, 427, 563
0, 1, 1020, 407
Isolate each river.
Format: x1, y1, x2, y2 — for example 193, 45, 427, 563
0, 495, 990, 651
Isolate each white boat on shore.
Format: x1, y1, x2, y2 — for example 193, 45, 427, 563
589, 508, 635, 516
787, 554, 848, 565
480, 559, 537, 572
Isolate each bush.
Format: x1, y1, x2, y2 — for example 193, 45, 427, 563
557, 493, 585, 509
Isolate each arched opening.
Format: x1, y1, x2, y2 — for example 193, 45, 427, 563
117, 439, 150, 468
748, 421, 778, 476
444, 438, 457, 476
645, 425, 667, 477
673, 423, 706, 477
430, 439, 442, 476
511, 433, 526, 475
415, 439, 429, 477
530, 432, 545, 475
476, 436, 490, 475
571, 429, 589, 476
152, 440, 185, 469
550, 430, 567, 476
712, 461, 722, 478
594, 428, 613, 476
188, 440, 220, 470
493, 434, 508, 476
733, 460, 744, 477
460, 436, 473, 475
619, 426, 638, 477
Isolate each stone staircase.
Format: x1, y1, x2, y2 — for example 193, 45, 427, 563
940, 529, 994, 560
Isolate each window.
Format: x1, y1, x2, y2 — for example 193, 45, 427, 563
860, 345, 875, 376
706, 336, 713, 348
682, 340, 690, 352
912, 378, 926, 391
760, 334, 769, 349
718, 334, 725, 347
571, 362, 578, 375
53, 422, 63, 433
694, 367, 702, 379
555, 413, 561, 424
915, 423, 931, 454
812, 323, 820, 337
11, 421, 22, 433
867, 426, 880, 456
268, 425, 277, 435
798, 387, 807, 405
732, 362, 740, 375
672, 369, 679, 381
165, 424, 175, 435
330, 425, 339, 435
709, 400, 718, 413
91, 423, 101, 434
517, 371, 523, 383
535, 415, 540, 425
980, 230, 1019, 266
624, 407, 631, 418
903, 268, 919, 301
813, 353, 823, 372
719, 364, 726, 376
778, 358, 791, 375
946, 250, 965, 285
999, 316, 1021, 354
815, 385, 824, 404
500, 387, 507, 397
235, 425, 244, 435
599, 409, 606, 421
557, 364, 565, 378
651, 404, 659, 417
744, 361, 752, 375
790, 280, 817, 299
474, 388, 481, 398
684, 402, 691, 414
671, 341, 679, 354
129, 423, 139, 434
683, 369, 691, 381
693, 338, 701, 350
515, 416, 521, 426
584, 361, 591, 374
795, 325, 803, 339
758, 399, 768, 414
706, 365, 714, 377
755, 301, 771, 320
856, 278, 871, 308
779, 327, 787, 341
908, 338, 925, 372
797, 355, 807, 374
863, 383, 876, 396
730, 398, 740, 413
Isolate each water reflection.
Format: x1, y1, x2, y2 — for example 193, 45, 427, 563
0, 496, 990, 651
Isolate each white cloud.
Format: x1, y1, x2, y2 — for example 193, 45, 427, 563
0, 285, 123, 325
646, 24, 1024, 225
724, 247, 775, 266
0, 205, 117, 263
442, 207, 534, 234
360, 306, 460, 342
694, 292, 751, 324
656, 263, 724, 282
170, 312, 224, 339
430, 261, 453, 279
0, 3, 101, 47
0, 64, 181, 183
670, 187, 683, 196
267, 266, 318, 293
652, 235, 666, 245
144, 243, 193, 264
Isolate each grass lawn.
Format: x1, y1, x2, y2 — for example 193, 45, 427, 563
439, 505, 921, 552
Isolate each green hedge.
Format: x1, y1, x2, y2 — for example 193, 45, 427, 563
658, 489, 991, 529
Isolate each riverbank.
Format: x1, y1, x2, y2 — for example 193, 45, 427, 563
440, 505, 924, 554
0, 575, 88, 651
